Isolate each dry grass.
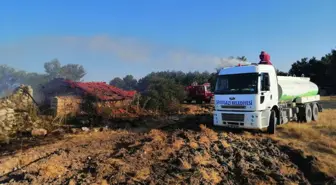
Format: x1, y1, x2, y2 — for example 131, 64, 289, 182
254, 179, 279, 185
255, 181, 272, 185
280, 164, 298, 176
68, 179, 76, 185
108, 158, 131, 172
172, 138, 185, 150
193, 151, 212, 166
275, 109, 336, 177
200, 124, 218, 141
199, 135, 211, 148
148, 129, 167, 142
182, 104, 211, 115
220, 140, 231, 148
320, 96, 336, 101
38, 164, 68, 179
178, 158, 192, 170
199, 168, 222, 184
100, 180, 109, 185
188, 140, 199, 149
134, 167, 151, 181
142, 143, 154, 154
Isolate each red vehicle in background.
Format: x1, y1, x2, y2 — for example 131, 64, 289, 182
184, 82, 214, 104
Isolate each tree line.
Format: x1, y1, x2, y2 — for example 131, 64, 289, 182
0, 59, 86, 98
288, 49, 336, 94
110, 49, 336, 110
110, 71, 217, 112
1, 48, 335, 111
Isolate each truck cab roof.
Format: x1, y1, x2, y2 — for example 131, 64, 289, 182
218, 64, 276, 75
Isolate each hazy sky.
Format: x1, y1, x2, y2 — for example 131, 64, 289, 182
1, 0, 335, 81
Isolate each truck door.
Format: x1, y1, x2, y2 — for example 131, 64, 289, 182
196, 86, 204, 96
260, 73, 272, 109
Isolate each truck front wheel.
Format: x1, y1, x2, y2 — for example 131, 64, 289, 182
267, 110, 277, 134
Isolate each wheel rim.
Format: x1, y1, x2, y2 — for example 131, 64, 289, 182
313, 105, 318, 120
308, 109, 312, 118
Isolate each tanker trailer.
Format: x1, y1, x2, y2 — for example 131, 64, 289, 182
213, 64, 322, 134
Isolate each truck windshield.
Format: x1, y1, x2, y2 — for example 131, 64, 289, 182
215, 73, 258, 94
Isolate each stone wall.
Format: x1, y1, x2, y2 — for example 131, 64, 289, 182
0, 85, 39, 141
51, 96, 83, 117
52, 95, 133, 118
3, 85, 34, 109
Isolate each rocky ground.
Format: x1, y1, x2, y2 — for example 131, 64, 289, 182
1, 112, 334, 185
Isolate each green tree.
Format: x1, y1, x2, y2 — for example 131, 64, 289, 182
123, 75, 138, 90
1, 59, 87, 99
44, 59, 86, 81
321, 49, 336, 88
109, 77, 126, 89
276, 69, 288, 76
289, 58, 310, 77
44, 59, 62, 80
60, 64, 86, 81
0, 65, 48, 98
288, 48, 336, 94
0, 65, 19, 96
140, 77, 185, 112
109, 75, 138, 90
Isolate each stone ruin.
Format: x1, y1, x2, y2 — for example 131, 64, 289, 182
0, 85, 49, 142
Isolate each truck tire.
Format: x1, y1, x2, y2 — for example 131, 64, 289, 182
267, 110, 276, 134
196, 99, 202, 104
312, 103, 319, 121
303, 103, 312, 123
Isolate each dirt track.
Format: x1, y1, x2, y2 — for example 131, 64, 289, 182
0, 114, 334, 185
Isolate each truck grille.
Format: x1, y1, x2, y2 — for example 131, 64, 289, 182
222, 113, 244, 122
221, 105, 246, 109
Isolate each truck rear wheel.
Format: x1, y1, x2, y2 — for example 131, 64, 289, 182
312, 103, 319, 121
303, 103, 312, 123
267, 110, 276, 134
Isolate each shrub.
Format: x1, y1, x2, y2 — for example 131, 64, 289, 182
139, 77, 185, 113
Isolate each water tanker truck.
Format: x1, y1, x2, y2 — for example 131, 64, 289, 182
213, 63, 323, 134
184, 83, 214, 104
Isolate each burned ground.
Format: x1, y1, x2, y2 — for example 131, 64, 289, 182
0, 127, 308, 185
1, 109, 335, 185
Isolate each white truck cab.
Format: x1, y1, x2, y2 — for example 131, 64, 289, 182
213, 63, 322, 134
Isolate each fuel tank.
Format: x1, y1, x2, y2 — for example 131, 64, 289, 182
277, 76, 318, 102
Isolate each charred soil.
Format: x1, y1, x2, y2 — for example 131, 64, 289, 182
0, 107, 335, 185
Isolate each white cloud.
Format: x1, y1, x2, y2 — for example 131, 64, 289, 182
218, 57, 250, 68
59, 35, 155, 63
0, 35, 246, 79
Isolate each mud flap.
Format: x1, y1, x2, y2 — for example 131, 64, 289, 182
317, 103, 323, 112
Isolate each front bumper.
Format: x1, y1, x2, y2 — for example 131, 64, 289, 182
213, 110, 270, 130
